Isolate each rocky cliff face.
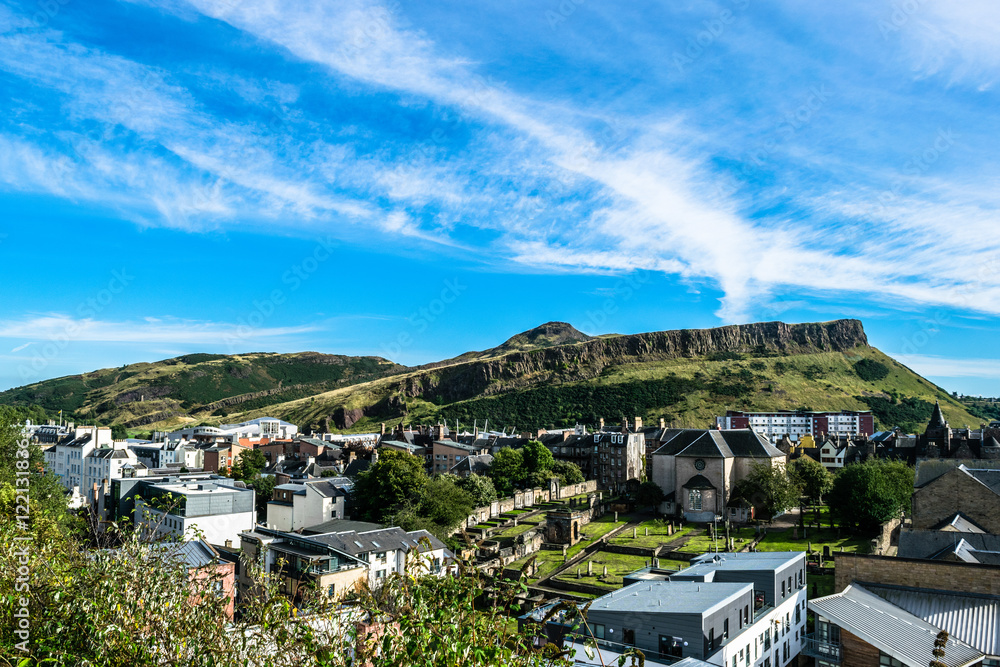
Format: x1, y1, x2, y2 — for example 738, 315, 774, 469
367, 319, 869, 412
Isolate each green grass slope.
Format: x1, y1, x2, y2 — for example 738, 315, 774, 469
0, 352, 404, 429
235, 324, 978, 435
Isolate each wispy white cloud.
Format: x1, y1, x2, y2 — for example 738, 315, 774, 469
894, 353, 1000, 380
0, 315, 318, 345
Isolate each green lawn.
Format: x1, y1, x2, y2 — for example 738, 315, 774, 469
756, 525, 870, 556
508, 516, 628, 583
555, 552, 655, 589
676, 527, 756, 554
495, 521, 540, 539
608, 522, 693, 549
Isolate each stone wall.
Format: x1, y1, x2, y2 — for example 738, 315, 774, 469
870, 516, 901, 556
459, 480, 598, 532
834, 553, 1000, 596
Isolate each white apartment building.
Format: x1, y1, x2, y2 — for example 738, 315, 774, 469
133, 479, 256, 545
265, 478, 352, 532
715, 411, 874, 444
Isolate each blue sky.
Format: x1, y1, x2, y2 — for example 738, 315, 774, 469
1, 0, 999, 396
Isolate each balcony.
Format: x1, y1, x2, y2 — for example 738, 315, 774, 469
801, 633, 841, 663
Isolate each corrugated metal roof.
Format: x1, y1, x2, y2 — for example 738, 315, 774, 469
809, 585, 984, 667
866, 584, 1000, 658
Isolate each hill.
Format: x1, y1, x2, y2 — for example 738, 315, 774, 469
0, 352, 404, 428
240, 319, 979, 434
1, 319, 980, 435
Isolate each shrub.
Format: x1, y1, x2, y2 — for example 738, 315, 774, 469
853, 359, 890, 382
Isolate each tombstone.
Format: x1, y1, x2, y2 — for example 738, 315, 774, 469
812, 582, 818, 597
633, 528, 637, 539
792, 527, 798, 540
823, 545, 831, 560
614, 511, 618, 522
645, 527, 649, 536
588, 560, 593, 576
576, 567, 581, 579
603, 565, 608, 577
514, 518, 518, 526
840, 546, 845, 553
654, 557, 660, 568
807, 542, 813, 557
668, 524, 673, 536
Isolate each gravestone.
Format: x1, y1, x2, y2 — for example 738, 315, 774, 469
588, 560, 592, 576
823, 545, 831, 560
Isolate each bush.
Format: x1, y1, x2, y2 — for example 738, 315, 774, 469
853, 359, 890, 382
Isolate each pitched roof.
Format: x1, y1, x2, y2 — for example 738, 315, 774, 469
449, 454, 493, 475
304, 478, 352, 498
656, 429, 785, 459
933, 513, 988, 534
301, 519, 385, 535
675, 432, 732, 458
310, 527, 447, 556
809, 584, 983, 667
898, 530, 1000, 561
927, 400, 949, 430
865, 583, 1000, 658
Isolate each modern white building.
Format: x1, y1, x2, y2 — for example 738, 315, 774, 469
165, 417, 298, 444
715, 411, 874, 444
120, 476, 256, 546
265, 478, 353, 532
527, 551, 807, 667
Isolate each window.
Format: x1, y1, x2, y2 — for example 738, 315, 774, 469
744, 605, 749, 626
592, 624, 605, 639
659, 635, 683, 658
708, 628, 715, 652
689, 489, 703, 511
623, 628, 635, 646
724, 618, 729, 640
878, 653, 906, 667
745, 648, 750, 666
732, 657, 737, 667
795, 605, 800, 625
781, 581, 785, 598
327, 583, 335, 596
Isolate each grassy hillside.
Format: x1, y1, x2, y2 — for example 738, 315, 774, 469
2, 319, 978, 435
0, 352, 403, 429
233, 325, 978, 435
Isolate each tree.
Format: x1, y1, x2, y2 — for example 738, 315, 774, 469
250, 475, 277, 514
0, 406, 73, 532
828, 458, 914, 532
111, 423, 128, 440
487, 447, 526, 497
930, 630, 949, 667
550, 460, 584, 485
457, 474, 498, 507
788, 456, 833, 503
352, 450, 429, 523
522, 440, 554, 476
238, 449, 268, 480
636, 481, 664, 512
731, 463, 799, 520
395, 476, 475, 541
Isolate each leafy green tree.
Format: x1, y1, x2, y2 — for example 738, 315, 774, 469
522, 440, 554, 475
239, 449, 268, 479
250, 474, 277, 515
395, 476, 475, 541
550, 460, 584, 485
457, 473, 498, 507
828, 458, 914, 531
788, 456, 833, 503
637, 480, 664, 511
0, 406, 73, 532
111, 423, 128, 440
731, 462, 799, 520
352, 449, 429, 522
487, 447, 526, 497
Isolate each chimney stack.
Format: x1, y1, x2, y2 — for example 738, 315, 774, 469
634, 416, 643, 431
599, 418, 605, 430
659, 417, 666, 429
380, 422, 386, 436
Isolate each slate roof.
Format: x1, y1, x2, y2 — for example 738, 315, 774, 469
928, 400, 949, 430
301, 519, 385, 536
304, 478, 351, 498
898, 530, 1000, 561
151, 539, 221, 569
933, 513, 988, 534
915, 459, 1000, 488
310, 527, 447, 556
90, 448, 131, 460
654, 429, 784, 460
865, 583, 1000, 659
450, 453, 493, 475
810, 584, 983, 667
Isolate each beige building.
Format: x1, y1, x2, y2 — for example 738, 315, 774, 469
651, 429, 786, 522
